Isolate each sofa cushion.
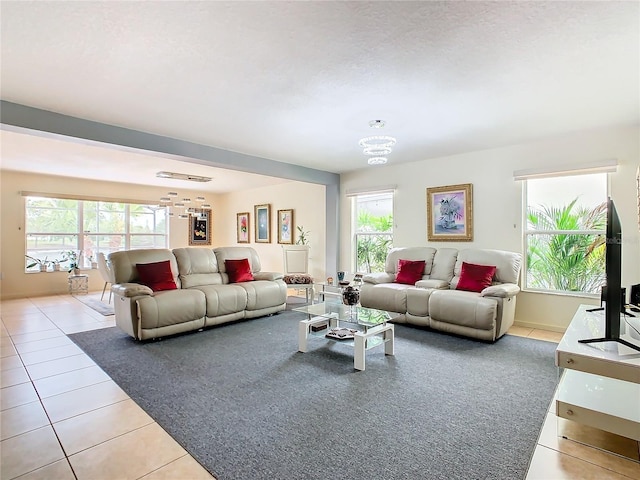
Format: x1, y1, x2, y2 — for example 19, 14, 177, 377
173, 248, 223, 288
453, 249, 522, 285
395, 259, 426, 285
385, 247, 436, 275
137, 289, 205, 329
192, 284, 249, 317
136, 260, 178, 292
429, 289, 497, 331
225, 259, 255, 283
456, 262, 496, 293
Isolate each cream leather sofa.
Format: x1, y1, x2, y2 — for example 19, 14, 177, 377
110, 246, 287, 340
360, 247, 522, 341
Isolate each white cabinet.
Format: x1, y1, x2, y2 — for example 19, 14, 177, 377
555, 305, 640, 441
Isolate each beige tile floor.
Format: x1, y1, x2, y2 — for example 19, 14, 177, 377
0, 293, 638, 479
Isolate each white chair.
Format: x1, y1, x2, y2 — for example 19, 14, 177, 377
97, 252, 115, 303
282, 245, 315, 304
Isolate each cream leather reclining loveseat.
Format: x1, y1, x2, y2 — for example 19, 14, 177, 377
360, 247, 522, 341
110, 246, 287, 340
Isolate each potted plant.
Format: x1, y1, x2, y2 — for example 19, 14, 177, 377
296, 226, 310, 245
64, 250, 82, 275
25, 255, 50, 272
51, 258, 62, 271
88, 255, 98, 269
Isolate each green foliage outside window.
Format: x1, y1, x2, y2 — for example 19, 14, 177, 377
526, 198, 606, 294
356, 211, 393, 273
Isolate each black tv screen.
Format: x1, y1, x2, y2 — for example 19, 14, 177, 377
604, 196, 622, 338
581, 198, 640, 351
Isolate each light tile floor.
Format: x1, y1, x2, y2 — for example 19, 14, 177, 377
1, 293, 638, 479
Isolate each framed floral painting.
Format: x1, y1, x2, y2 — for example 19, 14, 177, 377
254, 204, 271, 243
188, 209, 212, 246
277, 209, 294, 244
426, 183, 473, 241
237, 212, 250, 243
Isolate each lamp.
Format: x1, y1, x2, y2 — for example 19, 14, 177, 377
159, 192, 210, 220
359, 120, 396, 166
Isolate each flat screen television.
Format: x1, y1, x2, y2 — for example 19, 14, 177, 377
580, 197, 640, 351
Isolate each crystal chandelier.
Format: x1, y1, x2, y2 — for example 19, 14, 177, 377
359, 120, 396, 165
159, 192, 210, 219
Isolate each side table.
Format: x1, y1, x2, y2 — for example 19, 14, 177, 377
68, 274, 89, 295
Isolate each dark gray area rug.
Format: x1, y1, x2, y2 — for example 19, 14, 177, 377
69, 311, 558, 480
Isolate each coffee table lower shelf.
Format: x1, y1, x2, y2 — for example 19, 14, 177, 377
298, 314, 394, 371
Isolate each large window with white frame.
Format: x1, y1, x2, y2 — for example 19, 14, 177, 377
352, 191, 394, 273
25, 196, 168, 272
523, 173, 608, 295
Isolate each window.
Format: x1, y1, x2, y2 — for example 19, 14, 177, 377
524, 173, 607, 295
352, 191, 394, 273
25, 196, 168, 271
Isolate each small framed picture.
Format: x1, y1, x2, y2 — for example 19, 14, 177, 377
277, 209, 294, 244
426, 183, 473, 241
254, 204, 271, 243
237, 212, 250, 243
188, 210, 212, 246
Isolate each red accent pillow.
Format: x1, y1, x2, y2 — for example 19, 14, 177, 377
395, 259, 426, 285
456, 262, 496, 293
136, 260, 177, 292
225, 258, 255, 283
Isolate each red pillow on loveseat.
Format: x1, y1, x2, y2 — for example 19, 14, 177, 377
136, 260, 178, 292
456, 262, 496, 293
225, 258, 255, 283
395, 259, 426, 285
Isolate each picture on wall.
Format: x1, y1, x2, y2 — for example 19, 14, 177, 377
277, 209, 294, 244
426, 183, 473, 241
188, 210, 212, 246
237, 212, 250, 243
254, 204, 271, 243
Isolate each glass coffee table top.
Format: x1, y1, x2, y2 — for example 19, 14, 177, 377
293, 302, 393, 327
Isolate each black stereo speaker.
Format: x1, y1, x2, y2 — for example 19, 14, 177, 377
631, 284, 640, 307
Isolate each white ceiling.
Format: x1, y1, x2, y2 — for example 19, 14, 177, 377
1, 1, 638, 191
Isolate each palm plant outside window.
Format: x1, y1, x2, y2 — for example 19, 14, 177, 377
524, 174, 607, 295
353, 192, 393, 273
25, 196, 168, 272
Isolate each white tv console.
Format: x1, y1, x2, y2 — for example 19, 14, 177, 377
555, 305, 640, 442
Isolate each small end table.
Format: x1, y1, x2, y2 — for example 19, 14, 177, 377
68, 274, 89, 295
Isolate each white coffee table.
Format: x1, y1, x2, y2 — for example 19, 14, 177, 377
294, 302, 395, 371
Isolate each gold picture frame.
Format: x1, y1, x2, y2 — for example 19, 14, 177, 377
277, 209, 294, 244
188, 210, 212, 246
426, 183, 473, 241
237, 212, 250, 243
254, 204, 271, 243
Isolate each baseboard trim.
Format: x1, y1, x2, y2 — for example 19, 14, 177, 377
513, 320, 566, 334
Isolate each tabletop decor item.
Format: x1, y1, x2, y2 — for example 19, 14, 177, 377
342, 285, 360, 306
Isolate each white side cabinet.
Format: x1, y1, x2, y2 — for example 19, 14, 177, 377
555, 305, 640, 441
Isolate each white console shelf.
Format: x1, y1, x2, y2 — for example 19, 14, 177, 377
555, 305, 640, 441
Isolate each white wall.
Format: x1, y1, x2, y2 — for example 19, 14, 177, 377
340, 126, 640, 331
218, 181, 326, 281
0, 171, 326, 299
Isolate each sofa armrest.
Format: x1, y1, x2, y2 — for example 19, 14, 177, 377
363, 272, 396, 285
112, 283, 154, 298
253, 271, 284, 281
481, 283, 520, 298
